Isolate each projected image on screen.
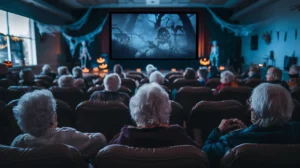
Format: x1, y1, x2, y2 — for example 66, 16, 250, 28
111, 13, 197, 59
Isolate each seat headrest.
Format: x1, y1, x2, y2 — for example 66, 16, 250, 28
218, 86, 252, 93
49, 86, 84, 93
76, 100, 128, 110
177, 86, 212, 93
8, 86, 42, 91
192, 100, 243, 111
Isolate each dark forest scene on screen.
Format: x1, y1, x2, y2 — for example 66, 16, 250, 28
111, 13, 197, 59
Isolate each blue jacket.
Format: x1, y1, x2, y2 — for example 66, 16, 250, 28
202, 122, 300, 167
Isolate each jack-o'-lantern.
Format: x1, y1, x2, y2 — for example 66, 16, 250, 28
93, 67, 99, 72
3, 61, 13, 68
219, 66, 225, 71
199, 57, 210, 66
171, 68, 176, 72
97, 57, 105, 63
99, 64, 108, 69
103, 69, 109, 73
82, 68, 89, 73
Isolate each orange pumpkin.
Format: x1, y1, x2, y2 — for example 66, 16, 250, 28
199, 57, 210, 66
93, 67, 99, 72
97, 57, 105, 63
82, 68, 89, 73
99, 64, 108, 69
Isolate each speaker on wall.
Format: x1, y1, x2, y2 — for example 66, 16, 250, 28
250, 35, 258, 50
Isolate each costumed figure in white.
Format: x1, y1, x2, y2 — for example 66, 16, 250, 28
210, 40, 219, 67
79, 41, 91, 68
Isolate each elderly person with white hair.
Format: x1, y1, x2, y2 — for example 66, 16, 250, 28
202, 83, 300, 167
146, 64, 157, 77
110, 82, 200, 148
11, 89, 107, 159
214, 70, 238, 94
55, 66, 69, 79
90, 73, 130, 106
58, 75, 74, 88
149, 71, 164, 85
40, 64, 56, 79
72, 66, 86, 89
266, 67, 290, 91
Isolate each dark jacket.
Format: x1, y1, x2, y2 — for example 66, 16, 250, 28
267, 80, 290, 92
110, 125, 201, 148
202, 122, 300, 167
90, 90, 130, 106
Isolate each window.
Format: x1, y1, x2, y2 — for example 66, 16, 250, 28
0, 10, 36, 67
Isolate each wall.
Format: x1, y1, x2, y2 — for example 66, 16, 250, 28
239, 0, 300, 70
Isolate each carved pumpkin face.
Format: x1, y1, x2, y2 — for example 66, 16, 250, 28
93, 67, 99, 72
82, 68, 89, 73
99, 64, 108, 69
97, 57, 105, 63
199, 58, 210, 66
103, 69, 109, 73
4, 61, 12, 67
219, 66, 225, 71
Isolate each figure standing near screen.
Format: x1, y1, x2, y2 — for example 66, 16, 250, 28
210, 40, 219, 67
79, 41, 91, 68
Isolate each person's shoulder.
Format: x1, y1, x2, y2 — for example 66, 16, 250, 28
56, 127, 77, 133
11, 134, 29, 146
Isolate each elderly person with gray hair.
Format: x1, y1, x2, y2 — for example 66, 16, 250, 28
214, 70, 238, 94
40, 64, 56, 79
90, 73, 130, 106
55, 66, 69, 79
266, 67, 290, 91
72, 66, 86, 89
149, 71, 164, 85
19, 68, 36, 86
110, 82, 200, 148
202, 83, 300, 167
146, 64, 157, 77
58, 75, 74, 88
11, 89, 107, 159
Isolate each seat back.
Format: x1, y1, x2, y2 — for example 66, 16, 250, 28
245, 78, 262, 88
126, 74, 143, 82
220, 143, 300, 168
56, 99, 75, 128
49, 86, 85, 110
0, 144, 88, 168
165, 72, 182, 79
139, 78, 149, 85
94, 145, 209, 168
175, 87, 213, 120
168, 75, 183, 83
121, 78, 136, 92
189, 100, 246, 142
0, 86, 7, 103
87, 85, 132, 97
76, 101, 131, 141
7, 86, 42, 102
291, 87, 300, 104
291, 99, 300, 122
173, 79, 200, 90
205, 78, 220, 89
126, 71, 146, 78
169, 101, 184, 126
0, 78, 15, 89
35, 74, 53, 83
216, 86, 252, 105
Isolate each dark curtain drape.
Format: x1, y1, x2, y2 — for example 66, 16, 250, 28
198, 9, 210, 58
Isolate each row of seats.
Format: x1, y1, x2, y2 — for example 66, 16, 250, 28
1, 143, 300, 168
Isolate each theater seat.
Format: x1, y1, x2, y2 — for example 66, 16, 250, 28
291, 99, 300, 122
76, 101, 132, 141
87, 85, 132, 97
168, 75, 183, 83
165, 72, 182, 79
94, 145, 209, 168
0, 78, 15, 89
126, 74, 143, 82
189, 100, 247, 144
0, 87, 7, 103
220, 143, 300, 168
216, 86, 252, 105
7, 86, 42, 104
126, 71, 146, 78
35, 74, 53, 83
0, 144, 88, 168
170, 101, 184, 126
121, 78, 136, 92
172, 79, 200, 90
49, 86, 85, 110
205, 78, 220, 89
175, 87, 213, 120
245, 78, 262, 88
291, 87, 300, 104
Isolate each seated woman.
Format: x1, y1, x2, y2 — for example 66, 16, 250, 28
202, 83, 300, 167
215, 70, 238, 94
90, 73, 130, 106
110, 82, 200, 148
113, 64, 126, 79
72, 66, 86, 89
197, 68, 208, 86
11, 89, 107, 159
19, 68, 36, 86
58, 75, 74, 88
40, 64, 56, 79
183, 67, 196, 80
287, 64, 300, 90
149, 71, 164, 85
55, 66, 69, 80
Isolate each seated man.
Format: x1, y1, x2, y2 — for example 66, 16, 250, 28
246, 65, 261, 80
202, 83, 300, 167
197, 68, 208, 86
19, 68, 36, 86
56, 66, 69, 80
58, 75, 74, 88
183, 67, 196, 80
110, 83, 200, 148
11, 89, 107, 159
90, 73, 130, 106
72, 66, 86, 89
113, 64, 126, 79
40, 64, 56, 79
266, 67, 290, 91
287, 64, 300, 90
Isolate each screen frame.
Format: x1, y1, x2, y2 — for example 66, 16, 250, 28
109, 12, 199, 60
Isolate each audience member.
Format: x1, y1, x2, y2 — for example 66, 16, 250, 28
149, 71, 164, 85
247, 65, 261, 79
0, 63, 9, 79
183, 67, 196, 80
19, 68, 36, 86
40, 64, 56, 79
56, 66, 69, 79
90, 73, 129, 106
266, 67, 290, 91
11, 90, 107, 159
215, 70, 238, 94
288, 64, 300, 90
146, 64, 157, 77
58, 75, 74, 88
197, 68, 208, 86
202, 83, 300, 167
113, 64, 126, 78
72, 66, 86, 89
110, 83, 200, 148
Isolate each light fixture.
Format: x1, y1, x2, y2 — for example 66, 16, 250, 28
136, 68, 141, 72
171, 68, 176, 72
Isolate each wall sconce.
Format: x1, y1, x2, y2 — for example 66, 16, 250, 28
171, 68, 176, 72
136, 68, 141, 72
99, 64, 108, 69
82, 68, 89, 73
97, 57, 105, 64
258, 64, 263, 67
93, 67, 99, 72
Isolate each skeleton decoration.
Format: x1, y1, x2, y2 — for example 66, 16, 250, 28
210, 40, 219, 67
79, 41, 91, 68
